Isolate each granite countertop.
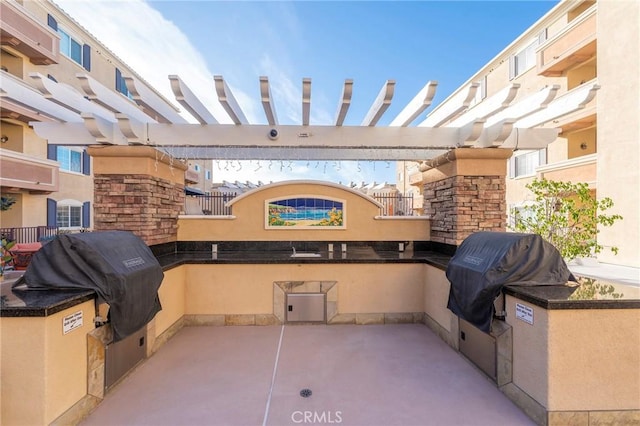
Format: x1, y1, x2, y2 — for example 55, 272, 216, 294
504, 276, 640, 309
1, 271, 95, 317
155, 249, 451, 270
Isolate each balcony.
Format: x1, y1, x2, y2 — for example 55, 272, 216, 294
0, 148, 59, 193
184, 168, 199, 184
0, 1, 59, 65
537, 5, 596, 77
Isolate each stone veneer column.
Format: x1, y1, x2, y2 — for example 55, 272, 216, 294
417, 148, 512, 246
86, 146, 186, 246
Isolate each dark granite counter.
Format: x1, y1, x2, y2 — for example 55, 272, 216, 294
1, 271, 95, 317
504, 277, 640, 310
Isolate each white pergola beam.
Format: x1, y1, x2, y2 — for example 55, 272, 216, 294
419, 82, 480, 127
259, 76, 278, 126
390, 81, 438, 127
334, 79, 353, 126
302, 78, 311, 126
169, 75, 218, 125
116, 113, 148, 145
447, 83, 520, 127
76, 73, 155, 123
29, 72, 116, 123
124, 75, 187, 124
361, 80, 395, 126
485, 84, 560, 126
515, 82, 599, 128
214, 75, 248, 125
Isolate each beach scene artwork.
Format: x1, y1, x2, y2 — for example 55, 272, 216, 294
266, 197, 345, 228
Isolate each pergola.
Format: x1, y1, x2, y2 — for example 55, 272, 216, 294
5, 72, 599, 160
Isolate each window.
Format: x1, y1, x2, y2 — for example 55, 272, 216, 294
510, 149, 547, 178
59, 29, 82, 65
205, 170, 212, 180
115, 68, 132, 99
509, 30, 547, 79
194, 164, 201, 172
56, 203, 82, 228
57, 147, 83, 173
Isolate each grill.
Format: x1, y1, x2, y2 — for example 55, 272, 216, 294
20, 230, 164, 342
446, 232, 575, 380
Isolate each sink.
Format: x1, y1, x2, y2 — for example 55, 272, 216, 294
290, 253, 322, 258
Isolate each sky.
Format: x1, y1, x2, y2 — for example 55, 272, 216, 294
53, 0, 558, 186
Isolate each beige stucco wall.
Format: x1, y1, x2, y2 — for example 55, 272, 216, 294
185, 264, 425, 316
178, 181, 430, 242
0, 299, 93, 425
154, 266, 186, 336
423, 265, 456, 333
506, 295, 640, 412
596, 0, 640, 266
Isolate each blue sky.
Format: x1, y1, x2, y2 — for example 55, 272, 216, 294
54, 0, 558, 186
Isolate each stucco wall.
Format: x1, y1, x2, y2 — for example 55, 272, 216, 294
506, 295, 640, 412
154, 266, 186, 336
0, 300, 93, 425
423, 265, 456, 334
178, 181, 430, 242
596, 0, 640, 266
184, 264, 425, 316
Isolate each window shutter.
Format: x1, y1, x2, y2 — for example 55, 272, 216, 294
508, 55, 516, 80
82, 44, 91, 71
82, 202, 91, 228
538, 148, 547, 166
115, 68, 122, 92
508, 157, 516, 179
82, 150, 91, 175
47, 198, 57, 227
47, 14, 57, 31
538, 28, 548, 44
47, 144, 57, 161
47, 74, 57, 82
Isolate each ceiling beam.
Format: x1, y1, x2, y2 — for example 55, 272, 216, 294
361, 80, 395, 126
302, 78, 311, 126
169, 75, 218, 124
214, 75, 248, 125
259, 76, 278, 126
334, 79, 353, 126
389, 81, 437, 127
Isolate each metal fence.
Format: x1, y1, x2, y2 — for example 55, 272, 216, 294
372, 193, 414, 216
185, 192, 414, 217
0, 226, 59, 244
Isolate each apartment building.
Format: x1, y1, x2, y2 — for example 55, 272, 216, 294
0, 0, 208, 236
402, 0, 639, 267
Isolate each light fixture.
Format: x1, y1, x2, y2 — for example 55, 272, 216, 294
0, 135, 8, 143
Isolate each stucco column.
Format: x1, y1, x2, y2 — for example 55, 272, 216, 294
416, 148, 512, 246
86, 146, 186, 246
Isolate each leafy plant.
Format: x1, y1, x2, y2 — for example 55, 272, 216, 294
0, 238, 16, 276
510, 178, 622, 261
1, 195, 16, 211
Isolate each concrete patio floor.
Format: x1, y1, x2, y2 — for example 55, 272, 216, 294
81, 324, 534, 426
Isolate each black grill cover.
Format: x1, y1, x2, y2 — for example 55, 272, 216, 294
21, 231, 163, 341
446, 232, 575, 333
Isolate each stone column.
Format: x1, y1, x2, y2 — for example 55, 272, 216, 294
415, 148, 512, 246
86, 146, 186, 246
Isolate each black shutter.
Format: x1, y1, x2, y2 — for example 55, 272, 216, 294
47, 198, 57, 227
82, 150, 90, 175
82, 44, 91, 71
47, 74, 57, 82
115, 68, 122, 93
47, 14, 58, 31
47, 145, 57, 161
82, 202, 91, 228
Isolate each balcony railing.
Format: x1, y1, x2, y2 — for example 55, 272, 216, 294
537, 5, 596, 77
184, 192, 414, 217
0, 148, 59, 193
0, 226, 59, 244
